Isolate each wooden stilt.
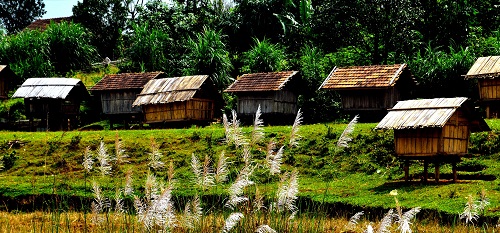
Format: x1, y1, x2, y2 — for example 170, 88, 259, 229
435, 162, 440, 183
452, 162, 457, 182
423, 160, 428, 183
404, 159, 409, 182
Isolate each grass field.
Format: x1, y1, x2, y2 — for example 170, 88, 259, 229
1, 118, 500, 232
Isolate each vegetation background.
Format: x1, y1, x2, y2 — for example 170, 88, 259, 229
1, 0, 500, 123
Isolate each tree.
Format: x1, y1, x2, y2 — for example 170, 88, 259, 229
184, 27, 233, 91
241, 38, 288, 73
0, 0, 45, 34
45, 22, 98, 74
123, 22, 175, 73
72, 0, 128, 59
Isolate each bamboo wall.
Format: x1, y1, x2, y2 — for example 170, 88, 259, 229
479, 79, 500, 100
100, 91, 142, 115
143, 98, 214, 123
394, 110, 470, 157
237, 90, 297, 115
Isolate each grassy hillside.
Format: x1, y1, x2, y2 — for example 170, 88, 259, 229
1, 120, 500, 221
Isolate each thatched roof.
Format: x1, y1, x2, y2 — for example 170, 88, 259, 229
320, 64, 413, 90
12, 78, 88, 99
90, 72, 164, 91
224, 71, 298, 92
375, 97, 489, 131
133, 75, 210, 106
464, 56, 500, 79
25, 17, 72, 32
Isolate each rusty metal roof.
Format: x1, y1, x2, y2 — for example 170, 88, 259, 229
375, 97, 489, 131
464, 56, 500, 78
320, 64, 409, 90
133, 75, 209, 106
224, 71, 298, 92
25, 17, 72, 32
12, 78, 88, 99
90, 72, 164, 91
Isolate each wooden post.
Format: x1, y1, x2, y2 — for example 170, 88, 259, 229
452, 162, 457, 182
404, 159, 409, 182
435, 162, 440, 183
423, 160, 428, 183
486, 105, 491, 118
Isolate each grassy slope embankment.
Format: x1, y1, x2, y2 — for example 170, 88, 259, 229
0, 121, 500, 219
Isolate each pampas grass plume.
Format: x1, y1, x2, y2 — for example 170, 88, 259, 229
289, 108, 303, 147
222, 212, 244, 233
337, 115, 359, 148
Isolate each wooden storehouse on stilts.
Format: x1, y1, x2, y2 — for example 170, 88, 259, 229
375, 97, 490, 182
12, 78, 89, 131
319, 64, 415, 121
90, 72, 165, 128
132, 75, 220, 126
464, 56, 500, 118
224, 71, 299, 123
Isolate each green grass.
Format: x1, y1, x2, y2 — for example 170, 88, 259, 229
0, 121, 500, 221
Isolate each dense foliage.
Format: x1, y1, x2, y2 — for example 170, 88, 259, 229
0, 0, 45, 34
1, 0, 500, 122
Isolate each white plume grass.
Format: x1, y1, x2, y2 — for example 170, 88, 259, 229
460, 195, 479, 225
337, 115, 359, 148
251, 105, 264, 144
148, 137, 164, 170
289, 108, 302, 147
96, 141, 112, 176
225, 164, 255, 210
377, 209, 393, 233
276, 170, 299, 213
222, 212, 244, 233
256, 225, 277, 233
215, 151, 229, 184
267, 146, 283, 175
82, 146, 94, 173
346, 211, 364, 230
115, 132, 128, 164
396, 207, 421, 233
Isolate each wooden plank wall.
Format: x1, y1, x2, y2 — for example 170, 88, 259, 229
0, 79, 6, 98
394, 110, 470, 156
395, 128, 441, 156
100, 91, 141, 114
237, 90, 297, 115
340, 90, 388, 110
143, 99, 214, 123
479, 79, 500, 100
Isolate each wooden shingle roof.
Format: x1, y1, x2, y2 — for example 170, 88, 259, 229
464, 56, 500, 79
224, 71, 298, 92
133, 75, 210, 106
25, 17, 72, 32
12, 78, 88, 99
90, 72, 164, 91
375, 97, 489, 131
320, 64, 410, 90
